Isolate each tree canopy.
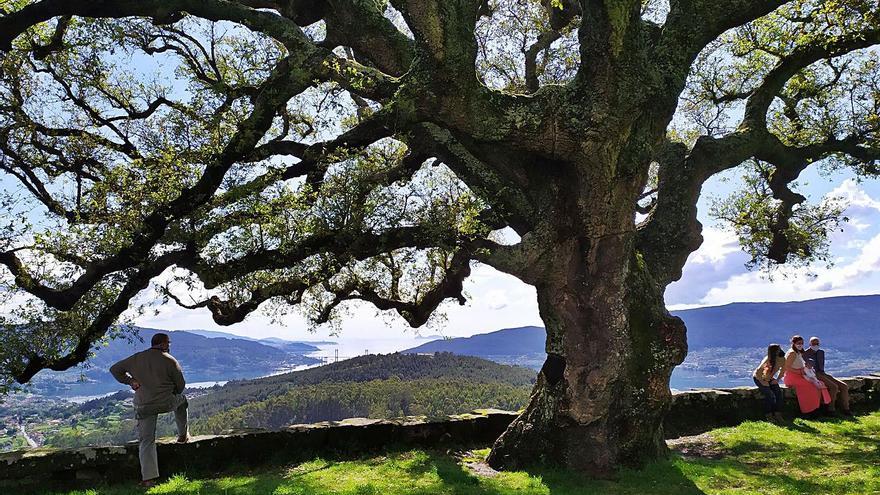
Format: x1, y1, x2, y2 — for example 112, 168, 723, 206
0, 0, 876, 380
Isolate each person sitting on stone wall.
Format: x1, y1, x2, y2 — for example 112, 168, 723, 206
803, 336, 852, 417
781, 335, 831, 419
110, 333, 190, 488
753, 344, 786, 422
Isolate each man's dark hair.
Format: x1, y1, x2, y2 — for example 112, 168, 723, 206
151, 333, 170, 347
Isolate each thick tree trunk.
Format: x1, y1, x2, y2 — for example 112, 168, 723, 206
486, 232, 688, 475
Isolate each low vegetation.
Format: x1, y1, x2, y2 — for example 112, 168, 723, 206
31, 411, 880, 495
179, 353, 535, 436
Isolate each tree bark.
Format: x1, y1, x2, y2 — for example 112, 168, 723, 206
486, 231, 688, 475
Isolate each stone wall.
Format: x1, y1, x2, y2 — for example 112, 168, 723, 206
663, 374, 880, 437
2, 374, 878, 488
1, 410, 517, 487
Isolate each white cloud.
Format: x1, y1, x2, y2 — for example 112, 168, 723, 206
698, 270, 815, 305
665, 227, 751, 306
689, 228, 741, 264
823, 180, 880, 248
828, 178, 880, 215
848, 218, 871, 232
668, 179, 880, 309
687, 229, 880, 306
484, 290, 509, 310
807, 232, 880, 291
846, 239, 868, 250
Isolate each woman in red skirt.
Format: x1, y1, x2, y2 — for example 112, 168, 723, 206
781, 335, 831, 417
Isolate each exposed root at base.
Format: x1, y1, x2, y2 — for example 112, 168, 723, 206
666, 433, 725, 460
464, 460, 501, 478
455, 450, 500, 478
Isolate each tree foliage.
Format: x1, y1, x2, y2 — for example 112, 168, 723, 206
709, 160, 847, 271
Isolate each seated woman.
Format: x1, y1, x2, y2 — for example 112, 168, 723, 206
753, 344, 786, 422
781, 335, 831, 418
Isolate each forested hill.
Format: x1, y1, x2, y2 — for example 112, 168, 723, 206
182, 353, 535, 433
259, 352, 536, 386
187, 353, 536, 420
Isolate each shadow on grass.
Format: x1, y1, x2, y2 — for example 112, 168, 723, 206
22, 449, 708, 495
531, 459, 709, 495
844, 433, 880, 451
231, 448, 710, 495
680, 453, 880, 495
775, 420, 821, 434
286, 458, 336, 478
406, 450, 709, 495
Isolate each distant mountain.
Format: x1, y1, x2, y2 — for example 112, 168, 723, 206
258, 336, 336, 346
255, 338, 324, 353
86, 328, 320, 372
258, 351, 536, 387
184, 329, 257, 340
31, 327, 321, 397
185, 330, 325, 352
405, 326, 545, 356
673, 295, 880, 349
406, 295, 880, 356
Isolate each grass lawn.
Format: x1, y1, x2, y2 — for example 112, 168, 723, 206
33, 411, 880, 495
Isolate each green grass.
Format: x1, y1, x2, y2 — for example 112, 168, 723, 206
33, 411, 880, 495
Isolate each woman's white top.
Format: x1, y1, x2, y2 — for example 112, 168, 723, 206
786, 350, 805, 370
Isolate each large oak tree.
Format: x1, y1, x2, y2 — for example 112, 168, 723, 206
0, 0, 878, 474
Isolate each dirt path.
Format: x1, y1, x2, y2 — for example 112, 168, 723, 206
18, 422, 38, 448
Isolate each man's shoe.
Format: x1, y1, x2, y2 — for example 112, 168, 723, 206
842, 409, 854, 417
773, 412, 785, 422
139, 478, 158, 488
177, 434, 191, 443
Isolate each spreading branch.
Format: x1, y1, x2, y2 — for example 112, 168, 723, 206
12, 249, 190, 383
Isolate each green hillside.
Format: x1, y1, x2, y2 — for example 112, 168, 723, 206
187, 352, 536, 420
193, 378, 529, 433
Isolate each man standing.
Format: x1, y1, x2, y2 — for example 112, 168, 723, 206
110, 332, 190, 487
803, 336, 852, 416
